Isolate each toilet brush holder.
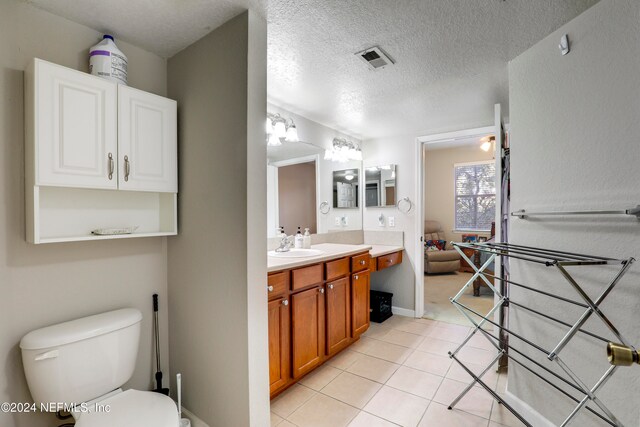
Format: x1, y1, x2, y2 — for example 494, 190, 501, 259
176, 373, 191, 427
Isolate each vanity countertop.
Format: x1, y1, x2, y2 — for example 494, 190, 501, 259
369, 245, 404, 258
268, 243, 372, 272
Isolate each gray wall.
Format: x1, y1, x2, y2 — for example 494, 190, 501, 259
508, 0, 639, 424
167, 11, 269, 427
0, 1, 170, 426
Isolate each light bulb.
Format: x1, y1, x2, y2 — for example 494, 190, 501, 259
345, 174, 354, 181
480, 141, 492, 152
274, 121, 286, 138
266, 117, 273, 135
285, 125, 298, 142
268, 133, 282, 146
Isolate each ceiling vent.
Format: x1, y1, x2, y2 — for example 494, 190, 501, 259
356, 46, 394, 70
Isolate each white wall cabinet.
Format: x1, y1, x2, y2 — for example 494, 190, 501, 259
25, 58, 178, 244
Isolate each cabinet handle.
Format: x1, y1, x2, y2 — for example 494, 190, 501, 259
267, 285, 274, 292
282, 299, 288, 306
108, 153, 114, 180
124, 155, 130, 182
328, 284, 334, 290
354, 275, 359, 280
360, 260, 366, 265
319, 288, 325, 294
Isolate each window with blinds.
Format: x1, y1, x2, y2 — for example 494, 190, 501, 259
454, 161, 496, 231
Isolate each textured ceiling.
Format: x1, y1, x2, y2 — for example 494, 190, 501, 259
26, 0, 599, 140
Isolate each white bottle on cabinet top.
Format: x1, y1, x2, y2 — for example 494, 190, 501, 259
89, 35, 128, 85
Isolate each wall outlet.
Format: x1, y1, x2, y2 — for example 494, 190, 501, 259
388, 216, 395, 227
334, 217, 341, 226
341, 216, 348, 226
378, 214, 385, 227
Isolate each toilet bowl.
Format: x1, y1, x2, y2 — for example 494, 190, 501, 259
20, 308, 179, 427
73, 389, 178, 427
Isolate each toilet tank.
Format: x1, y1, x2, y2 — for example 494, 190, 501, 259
20, 308, 142, 406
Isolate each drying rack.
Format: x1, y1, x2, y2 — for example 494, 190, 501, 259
447, 241, 635, 427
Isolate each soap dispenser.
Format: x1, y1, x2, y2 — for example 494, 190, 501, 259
303, 228, 311, 249
294, 227, 304, 249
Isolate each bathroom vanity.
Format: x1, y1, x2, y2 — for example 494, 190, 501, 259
267, 243, 403, 397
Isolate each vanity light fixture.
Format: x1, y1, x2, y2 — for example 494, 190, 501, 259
266, 112, 299, 145
324, 137, 362, 163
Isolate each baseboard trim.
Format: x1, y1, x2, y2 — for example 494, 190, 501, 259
181, 407, 210, 427
392, 306, 416, 318
503, 390, 554, 427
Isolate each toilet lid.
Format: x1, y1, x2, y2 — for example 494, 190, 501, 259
74, 389, 179, 427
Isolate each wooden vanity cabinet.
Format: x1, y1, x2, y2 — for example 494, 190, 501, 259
352, 270, 371, 337
269, 250, 371, 397
291, 286, 326, 379
268, 297, 290, 393
325, 277, 351, 356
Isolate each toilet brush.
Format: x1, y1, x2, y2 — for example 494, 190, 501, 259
152, 294, 169, 395
177, 373, 191, 427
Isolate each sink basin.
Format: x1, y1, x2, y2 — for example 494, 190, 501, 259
268, 248, 325, 258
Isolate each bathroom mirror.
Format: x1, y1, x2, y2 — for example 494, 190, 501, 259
266, 106, 364, 237
333, 169, 360, 208
268, 140, 323, 237
267, 139, 363, 237
365, 164, 397, 207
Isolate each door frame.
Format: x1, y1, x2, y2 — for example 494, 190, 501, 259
269, 154, 321, 235
413, 112, 503, 318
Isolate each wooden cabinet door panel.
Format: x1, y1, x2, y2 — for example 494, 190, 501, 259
326, 277, 351, 356
268, 298, 290, 394
352, 271, 370, 337
292, 287, 325, 378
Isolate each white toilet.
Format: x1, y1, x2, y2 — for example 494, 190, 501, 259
20, 308, 179, 427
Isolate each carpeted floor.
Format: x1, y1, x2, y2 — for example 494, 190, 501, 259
424, 271, 495, 327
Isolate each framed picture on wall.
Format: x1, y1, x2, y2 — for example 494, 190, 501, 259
462, 234, 478, 243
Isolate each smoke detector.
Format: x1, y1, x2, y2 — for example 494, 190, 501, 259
355, 46, 394, 70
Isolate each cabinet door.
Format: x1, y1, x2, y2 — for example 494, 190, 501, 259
326, 277, 351, 356
118, 86, 177, 192
268, 298, 290, 394
34, 59, 117, 189
291, 286, 325, 378
352, 270, 370, 337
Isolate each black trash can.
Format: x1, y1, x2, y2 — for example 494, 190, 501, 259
370, 290, 393, 323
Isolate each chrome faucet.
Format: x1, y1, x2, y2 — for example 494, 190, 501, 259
275, 235, 294, 252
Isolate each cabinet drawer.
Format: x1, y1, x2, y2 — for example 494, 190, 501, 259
325, 257, 350, 281
268, 272, 288, 300
292, 264, 323, 291
377, 251, 403, 271
351, 253, 371, 273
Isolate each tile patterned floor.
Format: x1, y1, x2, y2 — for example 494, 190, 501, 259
270, 316, 520, 427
